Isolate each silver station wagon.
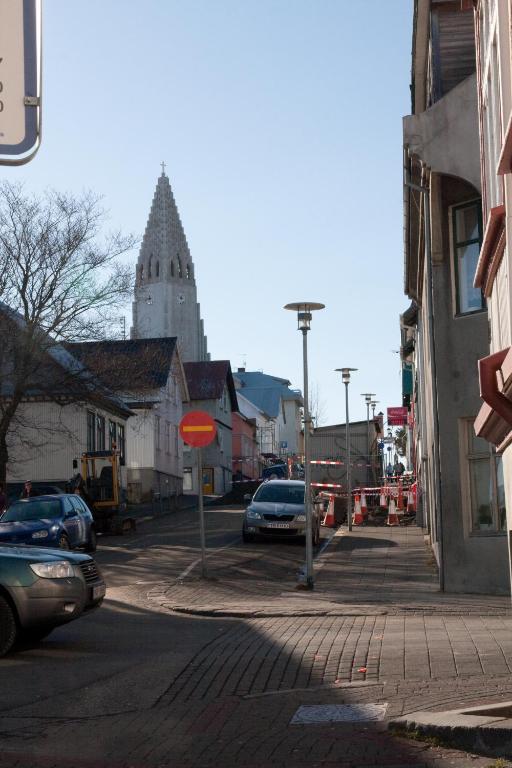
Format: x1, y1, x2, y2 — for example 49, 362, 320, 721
242, 480, 320, 545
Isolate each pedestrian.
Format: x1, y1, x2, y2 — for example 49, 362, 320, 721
21, 480, 36, 498
0, 483, 6, 514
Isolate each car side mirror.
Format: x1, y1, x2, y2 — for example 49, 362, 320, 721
243, 494, 252, 503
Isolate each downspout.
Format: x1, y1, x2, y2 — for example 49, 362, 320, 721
404, 148, 445, 591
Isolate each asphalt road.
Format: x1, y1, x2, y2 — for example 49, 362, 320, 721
0, 506, 319, 714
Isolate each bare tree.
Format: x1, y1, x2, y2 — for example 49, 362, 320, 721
0, 181, 136, 481
309, 383, 327, 428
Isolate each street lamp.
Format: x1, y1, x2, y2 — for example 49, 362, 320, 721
370, 400, 379, 419
284, 301, 325, 590
361, 393, 376, 485
335, 367, 357, 532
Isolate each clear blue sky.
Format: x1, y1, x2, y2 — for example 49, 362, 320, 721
4, 0, 413, 425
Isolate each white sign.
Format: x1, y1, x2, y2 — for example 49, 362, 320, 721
0, 0, 41, 164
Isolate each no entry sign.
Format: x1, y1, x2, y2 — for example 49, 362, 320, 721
179, 410, 216, 448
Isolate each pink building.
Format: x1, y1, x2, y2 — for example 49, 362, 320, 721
232, 412, 260, 481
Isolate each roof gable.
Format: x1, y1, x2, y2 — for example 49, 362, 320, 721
68, 338, 180, 394
184, 360, 238, 410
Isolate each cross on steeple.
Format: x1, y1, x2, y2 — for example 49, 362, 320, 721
160, 161, 166, 175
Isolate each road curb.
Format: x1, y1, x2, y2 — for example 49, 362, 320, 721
389, 701, 512, 759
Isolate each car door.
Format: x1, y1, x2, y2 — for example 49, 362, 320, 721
70, 496, 89, 546
62, 497, 80, 547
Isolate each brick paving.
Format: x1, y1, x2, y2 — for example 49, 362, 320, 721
2, 524, 512, 767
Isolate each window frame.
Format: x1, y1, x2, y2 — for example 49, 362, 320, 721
87, 411, 96, 452
451, 200, 485, 316
461, 418, 506, 536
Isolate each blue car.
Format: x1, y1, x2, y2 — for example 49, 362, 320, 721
0, 495, 97, 552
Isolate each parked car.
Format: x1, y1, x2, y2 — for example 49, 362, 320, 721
242, 480, 321, 544
0, 544, 105, 656
6, 483, 65, 505
0, 495, 97, 552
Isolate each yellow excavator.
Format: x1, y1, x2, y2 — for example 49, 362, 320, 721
68, 448, 135, 535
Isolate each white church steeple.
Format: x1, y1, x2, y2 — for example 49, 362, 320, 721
131, 167, 208, 362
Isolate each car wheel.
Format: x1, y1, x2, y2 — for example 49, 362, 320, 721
0, 595, 17, 657
242, 527, 254, 543
58, 533, 70, 550
18, 625, 54, 644
85, 527, 97, 553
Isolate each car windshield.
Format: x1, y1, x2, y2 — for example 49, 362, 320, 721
2, 500, 62, 522
254, 484, 304, 504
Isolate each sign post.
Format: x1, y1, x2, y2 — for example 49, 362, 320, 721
179, 411, 217, 578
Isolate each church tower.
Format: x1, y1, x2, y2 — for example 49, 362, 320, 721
131, 166, 209, 362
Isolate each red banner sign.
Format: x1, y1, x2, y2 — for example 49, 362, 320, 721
387, 406, 408, 426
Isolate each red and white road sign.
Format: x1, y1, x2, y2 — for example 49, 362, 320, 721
179, 411, 217, 448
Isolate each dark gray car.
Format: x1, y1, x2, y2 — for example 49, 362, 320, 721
242, 480, 320, 544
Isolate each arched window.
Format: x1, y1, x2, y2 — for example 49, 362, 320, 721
148, 256, 152, 278
156, 261, 160, 277
170, 261, 174, 277
139, 264, 144, 283
177, 258, 182, 278
186, 263, 191, 279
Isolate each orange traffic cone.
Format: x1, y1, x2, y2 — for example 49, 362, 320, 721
387, 498, 400, 526
322, 495, 336, 527
352, 494, 364, 525
361, 492, 368, 519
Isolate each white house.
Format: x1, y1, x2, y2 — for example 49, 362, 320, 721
69, 338, 189, 502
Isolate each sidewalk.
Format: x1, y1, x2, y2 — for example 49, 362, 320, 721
147, 523, 512, 761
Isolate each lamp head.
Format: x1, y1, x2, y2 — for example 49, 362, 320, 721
284, 302, 325, 332
361, 392, 376, 404
335, 367, 358, 384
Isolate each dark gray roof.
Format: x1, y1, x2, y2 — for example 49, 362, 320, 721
68, 338, 178, 392
184, 361, 238, 411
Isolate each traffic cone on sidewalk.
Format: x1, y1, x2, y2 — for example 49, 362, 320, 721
322, 495, 336, 527
352, 494, 364, 526
387, 498, 400, 526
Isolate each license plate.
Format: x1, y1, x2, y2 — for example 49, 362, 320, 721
92, 584, 106, 600
266, 522, 290, 529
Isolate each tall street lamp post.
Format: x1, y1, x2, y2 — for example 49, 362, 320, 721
284, 301, 325, 590
335, 367, 357, 531
361, 393, 376, 486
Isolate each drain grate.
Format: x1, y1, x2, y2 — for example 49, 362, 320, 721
291, 703, 388, 724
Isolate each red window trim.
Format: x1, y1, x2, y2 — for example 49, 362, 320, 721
497, 111, 512, 175
474, 205, 506, 296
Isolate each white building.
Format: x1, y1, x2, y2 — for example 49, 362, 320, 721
69, 338, 189, 502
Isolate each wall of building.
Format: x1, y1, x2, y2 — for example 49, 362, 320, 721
183, 387, 233, 495
6, 400, 127, 484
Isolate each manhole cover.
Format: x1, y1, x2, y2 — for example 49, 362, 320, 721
291, 703, 388, 724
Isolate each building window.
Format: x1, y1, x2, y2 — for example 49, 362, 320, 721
139, 264, 144, 283
453, 201, 484, 315
170, 261, 174, 277
96, 415, 105, 451
87, 411, 96, 452
109, 420, 117, 450
148, 255, 152, 278
156, 261, 160, 277
183, 467, 193, 492
118, 424, 126, 465
155, 415, 161, 451
464, 419, 506, 533
186, 263, 191, 279
166, 422, 171, 454
177, 258, 182, 278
